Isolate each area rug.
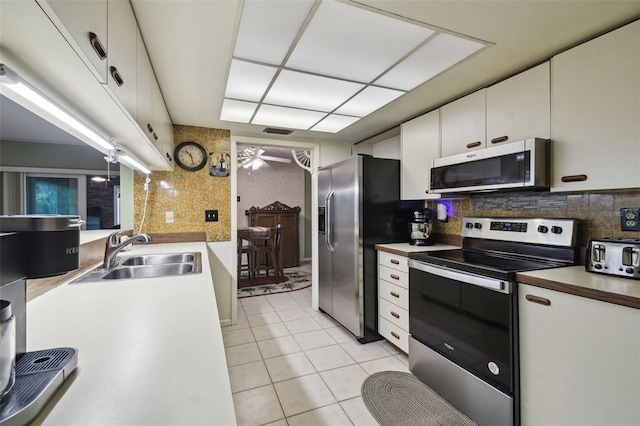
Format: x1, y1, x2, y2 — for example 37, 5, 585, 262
361, 371, 477, 426
237, 271, 311, 298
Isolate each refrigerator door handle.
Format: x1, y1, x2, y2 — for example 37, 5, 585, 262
326, 191, 334, 252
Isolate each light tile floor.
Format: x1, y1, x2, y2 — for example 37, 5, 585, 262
223, 270, 410, 426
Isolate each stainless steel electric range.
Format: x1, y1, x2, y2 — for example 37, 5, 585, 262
408, 217, 579, 426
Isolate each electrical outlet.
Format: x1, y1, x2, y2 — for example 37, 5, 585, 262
165, 211, 174, 224
205, 210, 218, 222
620, 208, 640, 231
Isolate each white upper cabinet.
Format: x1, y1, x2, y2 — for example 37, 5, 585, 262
486, 62, 550, 144
45, 0, 108, 82
440, 89, 486, 157
136, 28, 154, 142
152, 80, 175, 170
401, 109, 441, 199
106, 0, 137, 117
551, 20, 640, 192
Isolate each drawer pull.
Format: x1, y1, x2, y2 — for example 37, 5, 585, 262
561, 174, 588, 183
110, 66, 124, 86
525, 294, 551, 306
390, 311, 400, 319
89, 32, 107, 60
390, 274, 400, 280
490, 135, 509, 144
466, 141, 482, 149
390, 331, 400, 339
390, 259, 400, 265
390, 291, 400, 298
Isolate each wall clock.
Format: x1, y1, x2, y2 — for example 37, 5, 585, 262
174, 141, 207, 171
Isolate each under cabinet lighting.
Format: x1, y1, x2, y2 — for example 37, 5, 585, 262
0, 64, 114, 150
120, 153, 151, 175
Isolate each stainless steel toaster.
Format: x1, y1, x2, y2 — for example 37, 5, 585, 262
586, 238, 640, 280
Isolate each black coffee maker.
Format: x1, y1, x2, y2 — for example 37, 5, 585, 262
409, 209, 433, 246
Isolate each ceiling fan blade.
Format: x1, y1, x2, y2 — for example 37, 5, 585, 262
259, 155, 291, 163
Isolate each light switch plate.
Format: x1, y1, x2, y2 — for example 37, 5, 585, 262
165, 211, 174, 223
620, 208, 640, 231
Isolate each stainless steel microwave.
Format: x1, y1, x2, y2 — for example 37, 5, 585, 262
430, 138, 550, 193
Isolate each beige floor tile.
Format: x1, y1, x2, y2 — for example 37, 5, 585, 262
276, 307, 310, 322
287, 403, 353, 426
252, 322, 291, 341
325, 326, 357, 344
267, 296, 303, 311
359, 355, 410, 375
221, 314, 250, 331
340, 396, 379, 426
243, 302, 275, 316
304, 344, 356, 372
247, 311, 282, 327
339, 339, 394, 363
225, 342, 262, 367
377, 339, 403, 355
395, 353, 409, 366
319, 364, 369, 401
292, 329, 337, 351
289, 288, 312, 300
232, 384, 285, 426
294, 296, 312, 307
284, 317, 323, 334
240, 295, 269, 306
258, 335, 302, 359
264, 351, 316, 382
304, 306, 324, 317
273, 373, 337, 417
262, 420, 288, 426
313, 313, 340, 329
228, 360, 272, 393
222, 328, 255, 347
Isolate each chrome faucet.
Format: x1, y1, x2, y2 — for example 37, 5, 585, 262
102, 231, 152, 269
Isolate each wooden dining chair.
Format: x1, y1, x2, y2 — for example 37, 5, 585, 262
237, 232, 254, 281
251, 226, 281, 280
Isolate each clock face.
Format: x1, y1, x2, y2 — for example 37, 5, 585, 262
175, 141, 207, 171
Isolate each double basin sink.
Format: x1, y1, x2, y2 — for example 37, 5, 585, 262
71, 252, 202, 283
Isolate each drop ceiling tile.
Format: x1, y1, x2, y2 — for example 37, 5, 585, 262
376, 33, 486, 91
252, 104, 327, 130
224, 60, 278, 102
233, 0, 315, 65
335, 86, 404, 117
264, 70, 364, 112
286, 0, 434, 82
310, 114, 359, 133
220, 99, 258, 123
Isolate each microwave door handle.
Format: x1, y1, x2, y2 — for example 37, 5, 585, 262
326, 191, 334, 252
408, 260, 511, 294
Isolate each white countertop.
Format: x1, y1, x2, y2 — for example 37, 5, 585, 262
375, 242, 460, 256
27, 242, 237, 425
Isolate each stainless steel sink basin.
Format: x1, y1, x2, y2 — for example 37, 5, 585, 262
70, 252, 202, 283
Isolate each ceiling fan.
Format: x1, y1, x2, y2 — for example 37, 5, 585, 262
237, 146, 291, 170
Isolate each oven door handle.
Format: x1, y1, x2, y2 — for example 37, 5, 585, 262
408, 259, 512, 294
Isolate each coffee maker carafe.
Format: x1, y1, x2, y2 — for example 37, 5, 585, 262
409, 209, 433, 246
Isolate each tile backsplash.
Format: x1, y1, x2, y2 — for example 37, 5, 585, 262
427, 189, 640, 248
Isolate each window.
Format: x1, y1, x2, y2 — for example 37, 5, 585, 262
25, 174, 86, 219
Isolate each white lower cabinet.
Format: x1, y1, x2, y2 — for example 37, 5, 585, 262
519, 284, 640, 425
378, 251, 410, 353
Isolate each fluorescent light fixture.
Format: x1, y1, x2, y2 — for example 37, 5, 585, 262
376, 33, 486, 91
335, 86, 405, 117
220, 99, 258, 123
225, 60, 277, 102
264, 70, 364, 112
0, 64, 114, 150
120, 153, 151, 175
252, 104, 326, 130
91, 176, 107, 183
310, 114, 359, 133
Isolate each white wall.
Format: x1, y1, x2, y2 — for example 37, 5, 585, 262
372, 135, 401, 159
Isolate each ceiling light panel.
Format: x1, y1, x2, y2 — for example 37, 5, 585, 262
335, 86, 405, 117
311, 114, 360, 133
264, 70, 364, 112
286, 0, 434, 82
225, 60, 277, 101
376, 33, 486, 91
233, 0, 315, 65
252, 104, 327, 130
220, 99, 258, 123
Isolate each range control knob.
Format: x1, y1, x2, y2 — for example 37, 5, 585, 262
474, 223, 482, 229
626, 268, 635, 274
465, 222, 474, 229
551, 226, 563, 234
595, 264, 603, 270
537, 225, 549, 233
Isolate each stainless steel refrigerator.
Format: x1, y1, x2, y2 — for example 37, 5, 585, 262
318, 155, 421, 343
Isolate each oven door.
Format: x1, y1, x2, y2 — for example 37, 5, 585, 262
408, 259, 515, 394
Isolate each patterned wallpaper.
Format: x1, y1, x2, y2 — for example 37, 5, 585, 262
133, 125, 231, 241
427, 189, 640, 248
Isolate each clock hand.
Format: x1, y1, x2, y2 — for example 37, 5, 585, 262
186, 151, 194, 166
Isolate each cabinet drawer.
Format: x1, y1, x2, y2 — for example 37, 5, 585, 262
379, 298, 409, 331
379, 279, 408, 310
378, 316, 409, 353
379, 265, 408, 289
378, 251, 408, 273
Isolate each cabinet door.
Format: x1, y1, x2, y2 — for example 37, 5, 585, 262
107, 0, 137, 118
152, 80, 175, 168
45, 0, 108, 82
441, 89, 486, 157
486, 62, 550, 144
551, 21, 640, 191
400, 109, 440, 199
136, 29, 153, 140
519, 284, 640, 426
